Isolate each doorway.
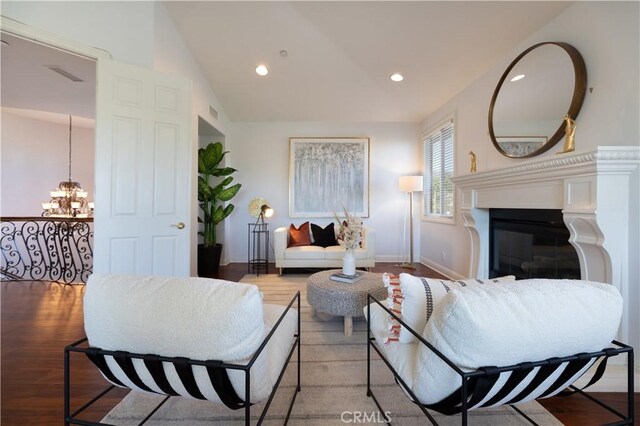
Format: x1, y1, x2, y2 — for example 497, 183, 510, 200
0, 31, 97, 283
2, 19, 194, 277
1, 32, 96, 218
197, 116, 228, 266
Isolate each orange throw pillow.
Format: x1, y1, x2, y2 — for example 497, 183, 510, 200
288, 222, 311, 247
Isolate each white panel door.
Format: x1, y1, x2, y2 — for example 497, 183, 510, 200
93, 59, 191, 276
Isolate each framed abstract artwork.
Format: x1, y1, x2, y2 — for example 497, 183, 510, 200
289, 137, 370, 218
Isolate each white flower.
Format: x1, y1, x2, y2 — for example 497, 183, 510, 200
334, 208, 362, 250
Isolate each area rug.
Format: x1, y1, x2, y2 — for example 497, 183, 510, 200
102, 273, 562, 425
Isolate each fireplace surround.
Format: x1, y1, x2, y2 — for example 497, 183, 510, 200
451, 147, 639, 364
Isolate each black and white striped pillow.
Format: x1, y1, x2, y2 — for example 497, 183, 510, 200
398, 274, 516, 343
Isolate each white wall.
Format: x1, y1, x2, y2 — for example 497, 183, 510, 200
228, 122, 421, 264
152, 4, 231, 137
419, 2, 640, 278
1, 1, 155, 68
1, 110, 95, 216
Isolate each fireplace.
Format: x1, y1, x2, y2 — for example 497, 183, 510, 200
450, 147, 639, 362
489, 209, 580, 279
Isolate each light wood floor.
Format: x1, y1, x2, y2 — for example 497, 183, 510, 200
1, 262, 636, 425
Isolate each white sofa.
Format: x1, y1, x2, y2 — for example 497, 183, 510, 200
274, 225, 376, 274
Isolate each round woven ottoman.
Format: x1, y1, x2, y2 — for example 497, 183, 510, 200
307, 270, 386, 336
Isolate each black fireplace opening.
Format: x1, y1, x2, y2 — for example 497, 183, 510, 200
489, 209, 580, 280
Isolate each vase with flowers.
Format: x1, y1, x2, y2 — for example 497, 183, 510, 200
334, 208, 362, 276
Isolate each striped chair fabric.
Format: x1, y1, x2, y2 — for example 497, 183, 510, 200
85, 348, 247, 409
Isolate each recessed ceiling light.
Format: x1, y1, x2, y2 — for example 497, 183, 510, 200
510, 74, 525, 82
256, 65, 269, 76
390, 73, 404, 82
280, 50, 288, 57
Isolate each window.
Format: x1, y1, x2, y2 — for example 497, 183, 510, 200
424, 118, 454, 220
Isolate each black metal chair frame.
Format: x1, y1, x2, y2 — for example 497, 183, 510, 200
366, 293, 635, 426
65, 291, 301, 426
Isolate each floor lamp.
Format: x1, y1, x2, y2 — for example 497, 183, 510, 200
399, 176, 423, 269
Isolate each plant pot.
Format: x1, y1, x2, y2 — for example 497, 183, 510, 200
198, 243, 222, 277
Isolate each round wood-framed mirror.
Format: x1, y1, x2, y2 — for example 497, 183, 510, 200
488, 42, 587, 158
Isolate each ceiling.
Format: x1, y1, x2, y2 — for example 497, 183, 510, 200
0, 33, 96, 121
164, 1, 572, 123
0, 2, 572, 124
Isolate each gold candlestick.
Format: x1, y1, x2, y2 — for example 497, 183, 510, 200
557, 114, 576, 154
469, 151, 477, 173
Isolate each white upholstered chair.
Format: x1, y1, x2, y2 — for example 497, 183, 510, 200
64, 274, 300, 425
365, 276, 634, 425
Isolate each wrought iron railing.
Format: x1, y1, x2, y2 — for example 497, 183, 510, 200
1, 217, 93, 284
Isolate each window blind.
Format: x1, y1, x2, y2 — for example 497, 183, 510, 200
424, 120, 454, 217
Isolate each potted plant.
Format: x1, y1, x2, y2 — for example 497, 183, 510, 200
197, 142, 241, 277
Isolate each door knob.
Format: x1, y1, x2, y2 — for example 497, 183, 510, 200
172, 222, 185, 230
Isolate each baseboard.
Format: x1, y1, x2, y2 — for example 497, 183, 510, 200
419, 258, 465, 280
375, 255, 407, 263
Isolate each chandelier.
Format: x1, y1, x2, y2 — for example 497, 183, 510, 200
41, 115, 94, 218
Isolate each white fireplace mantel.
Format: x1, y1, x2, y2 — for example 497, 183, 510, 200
451, 146, 639, 353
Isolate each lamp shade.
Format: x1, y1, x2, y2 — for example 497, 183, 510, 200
262, 205, 274, 218
399, 176, 423, 192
